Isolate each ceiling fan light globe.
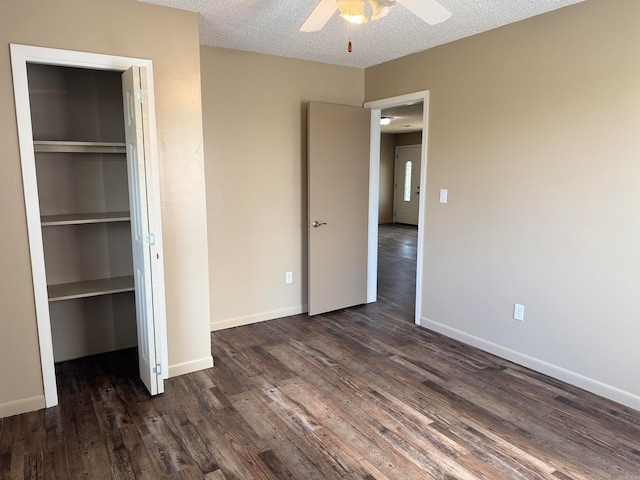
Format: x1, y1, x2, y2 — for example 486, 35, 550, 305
369, 0, 395, 21
337, 0, 367, 24
342, 13, 367, 24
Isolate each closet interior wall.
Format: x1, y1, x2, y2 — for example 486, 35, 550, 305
28, 64, 137, 362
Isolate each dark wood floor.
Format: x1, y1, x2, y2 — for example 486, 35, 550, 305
377, 223, 418, 322
2, 224, 640, 479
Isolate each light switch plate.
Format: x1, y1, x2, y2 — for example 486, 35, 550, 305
439, 189, 448, 204
514, 303, 525, 321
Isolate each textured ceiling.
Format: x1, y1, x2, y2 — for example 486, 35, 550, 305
381, 102, 424, 134
139, 0, 583, 68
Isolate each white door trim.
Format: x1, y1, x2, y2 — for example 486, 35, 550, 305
10, 44, 168, 407
364, 91, 430, 325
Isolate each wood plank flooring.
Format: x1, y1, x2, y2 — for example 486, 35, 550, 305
2, 225, 640, 479
377, 223, 418, 322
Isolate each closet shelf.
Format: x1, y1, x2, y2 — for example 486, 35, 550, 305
48, 276, 134, 302
41, 211, 131, 226
33, 140, 126, 154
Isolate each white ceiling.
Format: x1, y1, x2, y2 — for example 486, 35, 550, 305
139, 0, 583, 69
381, 102, 424, 134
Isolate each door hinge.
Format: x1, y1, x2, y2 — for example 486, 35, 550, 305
152, 363, 162, 375
136, 89, 148, 104
145, 233, 155, 246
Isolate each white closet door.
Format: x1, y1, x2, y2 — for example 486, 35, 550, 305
122, 66, 163, 395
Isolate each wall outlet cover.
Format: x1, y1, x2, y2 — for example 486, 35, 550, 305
514, 303, 525, 321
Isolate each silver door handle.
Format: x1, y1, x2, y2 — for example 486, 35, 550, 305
311, 221, 327, 228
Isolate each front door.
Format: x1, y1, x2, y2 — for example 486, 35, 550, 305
394, 145, 421, 225
307, 102, 371, 315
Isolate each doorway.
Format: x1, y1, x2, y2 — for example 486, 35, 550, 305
11, 45, 168, 407
365, 91, 429, 325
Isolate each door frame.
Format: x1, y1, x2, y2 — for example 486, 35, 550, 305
364, 91, 430, 325
10, 44, 168, 407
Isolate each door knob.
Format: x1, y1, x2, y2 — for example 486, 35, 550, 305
311, 221, 327, 228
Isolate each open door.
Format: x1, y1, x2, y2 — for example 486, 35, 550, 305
307, 102, 371, 315
122, 67, 164, 395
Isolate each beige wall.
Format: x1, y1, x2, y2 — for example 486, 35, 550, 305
200, 46, 364, 330
379, 134, 395, 224
366, 0, 640, 410
0, 0, 212, 417
395, 131, 422, 147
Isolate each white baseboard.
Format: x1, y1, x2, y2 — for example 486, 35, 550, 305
168, 355, 214, 378
210, 305, 308, 331
421, 317, 640, 412
0, 395, 46, 418
1, 357, 216, 418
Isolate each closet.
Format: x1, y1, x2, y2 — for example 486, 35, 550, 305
29, 64, 137, 362
12, 45, 167, 406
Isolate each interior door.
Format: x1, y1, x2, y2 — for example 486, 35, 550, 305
394, 145, 421, 225
307, 102, 371, 315
122, 66, 163, 395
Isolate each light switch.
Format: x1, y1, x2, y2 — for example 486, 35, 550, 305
439, 189, 448, 204
514, 303, 525, 321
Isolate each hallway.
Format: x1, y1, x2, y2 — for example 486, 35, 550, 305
376, 223, 418, 322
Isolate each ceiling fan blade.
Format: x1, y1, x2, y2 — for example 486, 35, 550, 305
300, 0, 338, 32
397, 0, 452, 25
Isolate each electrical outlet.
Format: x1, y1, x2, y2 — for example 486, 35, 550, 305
514, 303, 525, 321
285, 271, 293, 284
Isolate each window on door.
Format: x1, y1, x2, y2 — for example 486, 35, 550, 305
403, 161, 412, 202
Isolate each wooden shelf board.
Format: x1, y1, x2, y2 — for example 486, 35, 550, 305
48, 276, 134, 302
41, 211, 131, 226
34, 140, 126, 154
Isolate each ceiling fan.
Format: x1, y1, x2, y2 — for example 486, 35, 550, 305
300, 0, 452, 32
